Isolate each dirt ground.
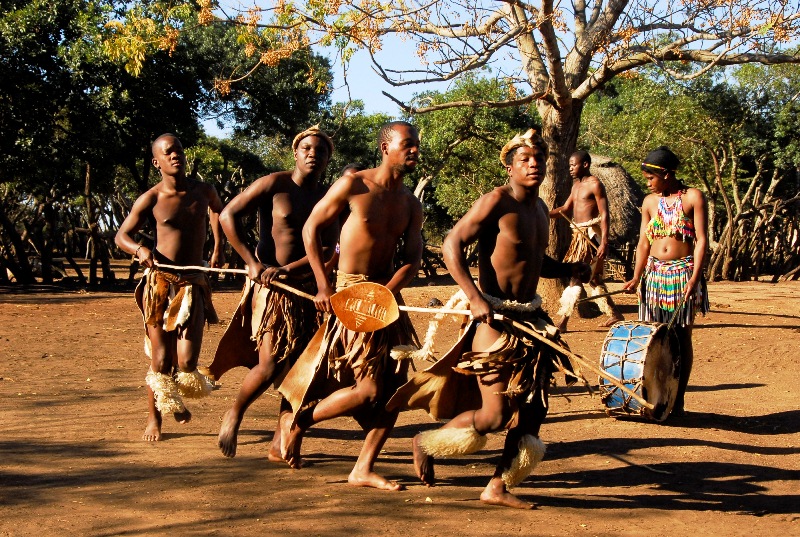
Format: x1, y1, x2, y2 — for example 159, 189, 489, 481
1, 271, 798, 536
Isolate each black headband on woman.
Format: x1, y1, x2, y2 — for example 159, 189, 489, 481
642, 146, 680, 174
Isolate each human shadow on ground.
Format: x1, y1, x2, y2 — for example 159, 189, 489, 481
549, 408, 800, 436
694, 322, 798, 330
431, 441, 799, 516
706, 309, 800, 322
518, 461, 800, 515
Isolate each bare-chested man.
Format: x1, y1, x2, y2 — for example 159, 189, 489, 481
282, 121, 423, 490
388, 129, 589, 509
213, 126, 337, 460
115, 133, 225, 442
549, 151, 623, 332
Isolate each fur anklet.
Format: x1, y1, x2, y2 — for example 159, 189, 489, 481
501, 435, 546, 488
145, 370, 186, 415
175, 370, 214, 399
557, 285, 583, 317
417, 426, 487, 457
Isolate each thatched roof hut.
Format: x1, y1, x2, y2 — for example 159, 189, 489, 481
590, 154, 644, 244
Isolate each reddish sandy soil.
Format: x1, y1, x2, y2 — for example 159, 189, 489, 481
1, 271, 798, 536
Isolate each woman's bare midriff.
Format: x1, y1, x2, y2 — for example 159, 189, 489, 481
649, 236, 693, 261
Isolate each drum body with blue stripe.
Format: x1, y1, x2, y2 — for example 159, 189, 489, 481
598, 321, 680, 421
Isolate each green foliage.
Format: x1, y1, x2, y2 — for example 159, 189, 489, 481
187, 20, 335, 141
318, 100, 392, 182
411, 76, 540, 221
0, 0, 335, 282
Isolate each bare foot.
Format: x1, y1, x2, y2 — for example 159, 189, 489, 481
555, 316, 568, 333
142, 415, 162, 442
480, 480, 535, 509
348, 468, 403, 491
283, 420, 305, 469
218, 408, 241, 458
600, 313, 624, 327
267, 412, 294, 464
174, 408, 191, 424
267, 436, 282, 463
412, 434, 435, 486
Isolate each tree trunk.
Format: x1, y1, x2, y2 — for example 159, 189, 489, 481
536, 100, 584, 310
0, 204, 35, 284
84, 163, 115, 285
40, 202, 57, 284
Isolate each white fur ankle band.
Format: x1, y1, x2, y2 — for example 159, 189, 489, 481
145, 370, 186, 414
417, 426, 487, 457
501, 434, 546, 488
175, 369, 214, 399
557, 285, 583, 317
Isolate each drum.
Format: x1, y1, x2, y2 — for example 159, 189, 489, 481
598, 321, 680, 421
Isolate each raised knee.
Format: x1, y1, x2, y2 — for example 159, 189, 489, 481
473, 411, 506, 435
176, 358, 198, 374
353, 383, 380, 406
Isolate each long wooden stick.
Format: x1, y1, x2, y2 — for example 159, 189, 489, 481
155, 262, 248, 274
397, 303, 654, 410
153, 267, 651, 409
557, 211, 599, 253
576, 289, 629, 303
501, 317, 654, 410
154, 262, 314, 299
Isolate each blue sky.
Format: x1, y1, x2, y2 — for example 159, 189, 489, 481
203, 34, 463, 137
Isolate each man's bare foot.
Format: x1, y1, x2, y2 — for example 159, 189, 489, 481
142, 415, 162, 442
267, 435, 282, 463
283, 420, 305, 469
348, 468, 403, 491
218, 408, 241, 458
480, 480, 534, 509
555, 316, 569, 333
412, 434, 435, 486
174, 408, 192, 424
600, 313, 624, 327
267, 412, 295, 464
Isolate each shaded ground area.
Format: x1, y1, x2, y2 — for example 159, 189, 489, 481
1, 277, 798, 536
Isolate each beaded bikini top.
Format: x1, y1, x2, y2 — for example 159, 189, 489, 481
645, 192, 695, 244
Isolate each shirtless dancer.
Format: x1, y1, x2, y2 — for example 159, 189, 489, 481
550, 151, 623, 332
115, 133, 225, 442
283, 121, 423, 490
391, 129, 589, 508
215, 126, 337, 459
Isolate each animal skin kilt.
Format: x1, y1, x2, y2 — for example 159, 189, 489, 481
135, 266, 218, 335
387, 305, 577, 428
134, 267, 219, 415
278, 272, 420, 417
639, 255, 709, 327
562, 216, 602, 266
557, 217, 617, 317
206, 276, 323, 382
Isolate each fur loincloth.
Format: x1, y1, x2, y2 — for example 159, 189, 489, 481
135, 268, 218, 357
205, 277, 322, 381
387, 308, 575, 428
